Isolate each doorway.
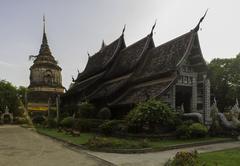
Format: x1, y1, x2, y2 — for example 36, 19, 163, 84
176, 86, 192, 113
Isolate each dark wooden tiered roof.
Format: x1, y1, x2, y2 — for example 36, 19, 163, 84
64, 14, 209, 107
76, 36, 125, 82
110, 30, 201, 106
111, 73, 177, 105
132, 31, 195, 82
88, 34, 154, 100
66, 34, 126, 96
104, 35, 153, 79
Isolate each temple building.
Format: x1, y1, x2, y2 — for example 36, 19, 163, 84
28, 18, 64, 114
62, 14, 211, 125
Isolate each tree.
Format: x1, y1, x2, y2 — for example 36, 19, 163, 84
0, 80, 19, 115
0, 80, 27, 116
17, 86, 28, 106
208, 53, 240, 112
126, 99, 176, 133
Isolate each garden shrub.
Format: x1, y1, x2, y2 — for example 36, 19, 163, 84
46, 118, 58, 128
60, 116, 74, 128
98, 107, 111, 120
74, 118, 104, 132
78, 102, 96, 118
126, 99, 175, 133
164, 150, 199, 166
182, 120, 194, 126
14, 117, 28, 124
176, 124, 191, 139
86, 136, 149, 149
32, 115, 46, 124
176, 122, 208, 139
99, 120, 125, 135
189, 123, 208, 138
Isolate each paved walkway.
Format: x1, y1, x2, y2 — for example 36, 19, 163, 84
0, 125, 112, 166
85, 140, 240, 166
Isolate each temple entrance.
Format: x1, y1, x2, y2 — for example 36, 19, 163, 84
176, 86, 192, 113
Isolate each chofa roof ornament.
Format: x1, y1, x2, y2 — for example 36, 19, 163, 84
150, 19, 157, 36
122, 24, 126, 36
194, 9, 208, 32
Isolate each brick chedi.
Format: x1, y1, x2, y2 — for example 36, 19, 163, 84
28, 17, 64, 113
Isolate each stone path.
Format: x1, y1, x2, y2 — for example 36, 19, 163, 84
0, 125, 113, 166
85, 140, 240, 166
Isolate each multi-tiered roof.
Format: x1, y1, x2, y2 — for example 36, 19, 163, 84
65, 13, 208, 108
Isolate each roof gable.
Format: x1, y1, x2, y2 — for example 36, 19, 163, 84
104, 35, 154, 80
132, 31, 195, 82
77, 35, 125, 82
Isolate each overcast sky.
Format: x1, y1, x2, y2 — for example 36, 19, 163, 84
0, 0, 239, 88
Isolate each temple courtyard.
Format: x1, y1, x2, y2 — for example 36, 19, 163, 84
0, 125, 240, 166
0, 125, 112, 166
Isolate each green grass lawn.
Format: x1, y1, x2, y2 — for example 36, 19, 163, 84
148, 137, 228, 148
35, 127, 231, 150
36, 127, 93, 145
198, 148, 240, 166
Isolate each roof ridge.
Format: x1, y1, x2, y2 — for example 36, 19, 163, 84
156, 30, 194, 49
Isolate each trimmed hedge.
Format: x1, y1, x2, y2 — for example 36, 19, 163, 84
99, 120, 125, 135
98, 107, 111, 120
74, 118, 105, 132
86, 136, 149, 149
189, 123, 208, 138
60, 117, 74, 128
176, 124, 191, 139
176, 122, 208, 139
78, 102, 96, 118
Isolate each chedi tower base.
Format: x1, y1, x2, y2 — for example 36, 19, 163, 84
27, 17, 64, 117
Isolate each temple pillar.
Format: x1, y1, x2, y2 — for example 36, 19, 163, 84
203, 76, 211, 125
171, 85, 176, 110
191, 75, 197, 112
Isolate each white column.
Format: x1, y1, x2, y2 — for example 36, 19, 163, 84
203, 77, 211, 125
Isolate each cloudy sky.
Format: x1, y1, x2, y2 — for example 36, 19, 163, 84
0, 0, 239, 88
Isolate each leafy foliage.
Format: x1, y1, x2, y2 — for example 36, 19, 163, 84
0, 80, 19, 115
78, 102, 97, 118
98, 107, 111, 120
46, 118, 58, 128
189, 123, 208, 138
126, 99, 175, 133
73, 118, 104, 132
99, 120, 125, 135
176, 124, 191, 139
60, 117, 74, 128
208, 53, 240, 111
165, 151, 199, 166
17, 86, 28, 106
13, 117, 28, 124
176, 122, 208, 139
32, 115, 46, 124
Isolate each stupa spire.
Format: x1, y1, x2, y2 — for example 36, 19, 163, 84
39, 15, 51, 56
42, 15, 48, 45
